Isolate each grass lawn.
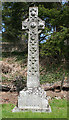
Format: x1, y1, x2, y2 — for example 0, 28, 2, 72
2, 99, 67, 118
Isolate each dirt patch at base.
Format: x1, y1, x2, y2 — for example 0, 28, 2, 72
47, 90, 67, 99
0, 92, 18, 105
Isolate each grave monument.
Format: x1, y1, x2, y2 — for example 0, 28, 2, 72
12, 7, 51, 112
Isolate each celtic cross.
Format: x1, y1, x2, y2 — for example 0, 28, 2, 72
22, 7, 45, 88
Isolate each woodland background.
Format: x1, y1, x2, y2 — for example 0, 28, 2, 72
2, 2, 69, 84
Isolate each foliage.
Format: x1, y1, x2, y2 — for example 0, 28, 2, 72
40, 27, 69, 61
39, 3, 69, 62
40, 62, 69, 84
2, 2, 29, 43
2, 2, 69, 63
2, 51, 69, 84
2, 99, 67, 118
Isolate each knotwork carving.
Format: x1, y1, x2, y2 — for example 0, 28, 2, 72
22, 7, 45, 87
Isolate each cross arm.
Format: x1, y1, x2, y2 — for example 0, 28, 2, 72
38, 17, 45, 30
22, 18, 29, 30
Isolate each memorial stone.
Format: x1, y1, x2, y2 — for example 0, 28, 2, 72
12, 7, 51, 112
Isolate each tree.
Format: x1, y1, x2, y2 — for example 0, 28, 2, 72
2, 2, 69, 62
39, 2, 69, 62
2, 2, 62, 42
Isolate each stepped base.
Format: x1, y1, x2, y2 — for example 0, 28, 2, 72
12, 87, 51, 112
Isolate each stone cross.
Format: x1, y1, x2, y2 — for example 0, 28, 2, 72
12, 7, 51, 112
22, 7, 45, 88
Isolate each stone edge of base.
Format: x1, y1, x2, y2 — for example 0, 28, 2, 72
12, 106, 51, 113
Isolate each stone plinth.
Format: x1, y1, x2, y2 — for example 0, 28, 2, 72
12, 87, 51, 112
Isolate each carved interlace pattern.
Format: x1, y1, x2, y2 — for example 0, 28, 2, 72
22, 7, 45, 78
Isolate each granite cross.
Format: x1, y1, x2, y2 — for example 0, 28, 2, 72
22, 7, 45, 88
12, 7, 51, 112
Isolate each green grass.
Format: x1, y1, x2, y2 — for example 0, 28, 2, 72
0, 104, 2, 120
2, 99, 67, 118
0, 57, 2, 61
